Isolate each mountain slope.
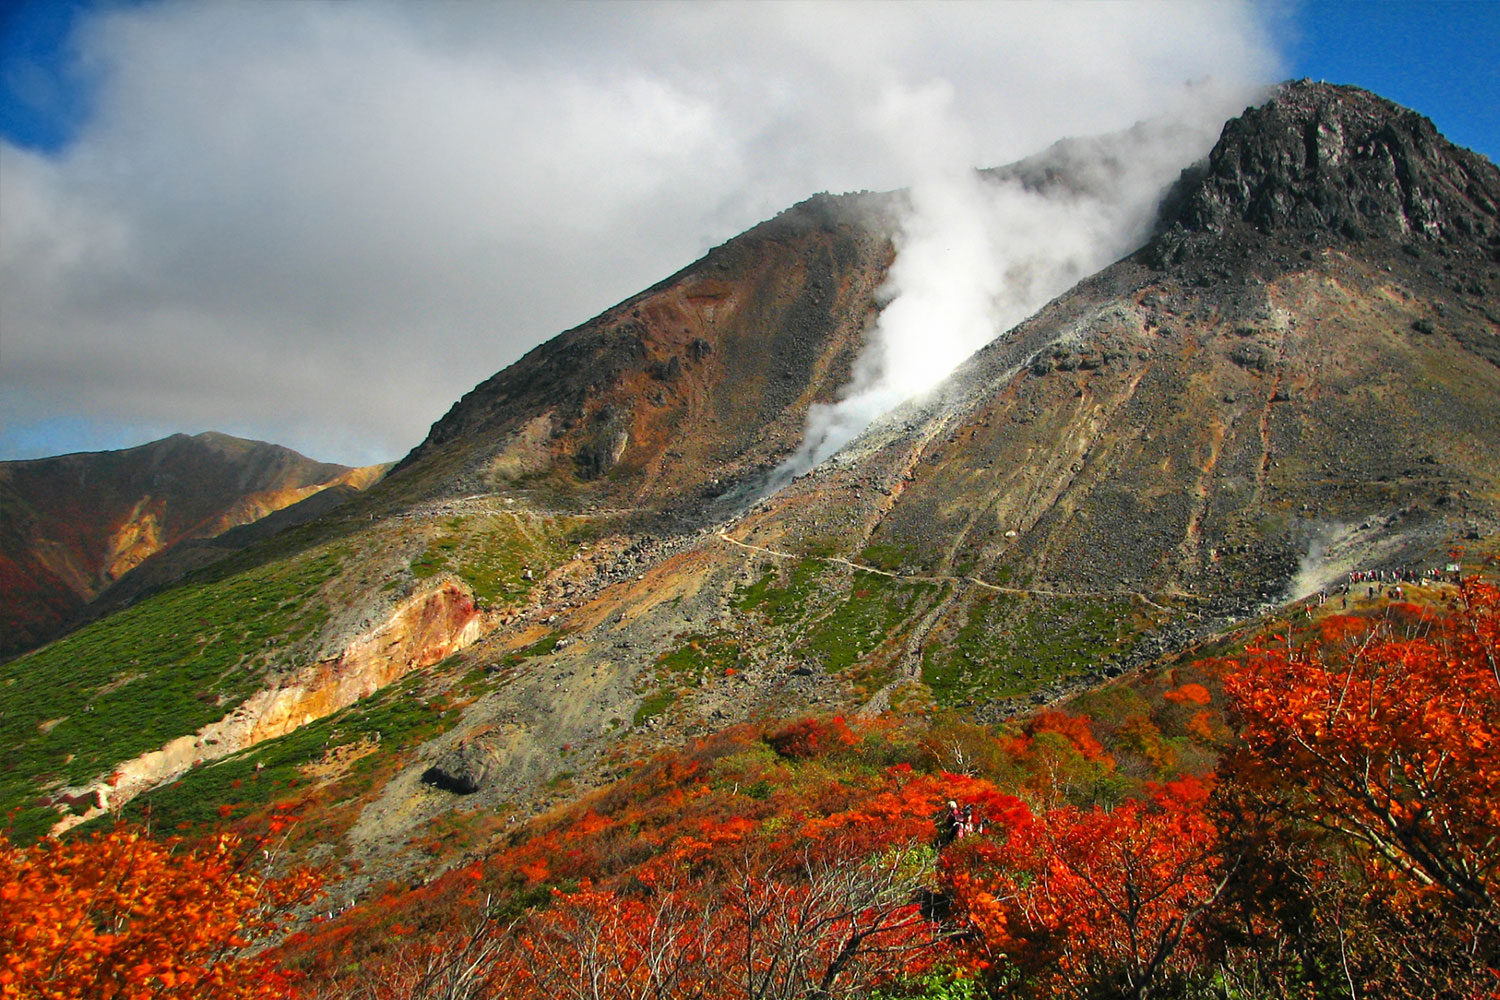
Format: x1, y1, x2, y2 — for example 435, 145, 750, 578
0, 194, 906, 841
4, 84, 1496, 899
387, 193, 897, 516
0, 432, 384, 657
296, 81, 1497, 869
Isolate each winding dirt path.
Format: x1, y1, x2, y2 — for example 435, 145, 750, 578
713, 528, 1195, 616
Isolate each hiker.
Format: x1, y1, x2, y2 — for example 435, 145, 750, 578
935, 800, 963, 846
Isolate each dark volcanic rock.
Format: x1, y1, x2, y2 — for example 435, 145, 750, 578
1229, 342, 1272, 371
422, 742, 501, 795
1155, 81, 1500, 257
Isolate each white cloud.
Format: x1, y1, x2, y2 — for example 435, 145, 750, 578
0, 0, 1281, 465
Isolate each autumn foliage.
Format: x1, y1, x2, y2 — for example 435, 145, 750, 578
1226, 582, 1499, 913
765, 714, 857, 760
947, 777, 1225, 1000
0, 826, 321, 1000
1216, 578, 1500, 995
8, 581, 1497, 999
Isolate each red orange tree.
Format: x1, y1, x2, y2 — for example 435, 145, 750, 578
1219, 578, 1500, 995
0, 825, 321, 1000
1225, 579, 1500, 918
945, 777, 1225, 1000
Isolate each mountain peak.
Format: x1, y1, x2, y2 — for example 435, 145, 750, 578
1155, 80, 1500, 253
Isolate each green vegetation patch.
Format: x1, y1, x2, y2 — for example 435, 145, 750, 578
408, 513, 594, 607
858, 543, 920, 574
921, 594, 1143, 707
798, 572, 940, 695
733, 559, 825, 626
628, 633, 745, 733
732, 561, 942, 697
654, 634, 744, 687
0, 547, 344, 841
410, 537, 459, 578
633, 689, 678, 727
497, 632, 565, 669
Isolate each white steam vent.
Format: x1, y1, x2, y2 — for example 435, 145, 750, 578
771, 81, 1245, 484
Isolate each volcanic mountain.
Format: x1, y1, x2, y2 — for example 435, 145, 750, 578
0, 432, 385, 658
2, 80, 1496, 893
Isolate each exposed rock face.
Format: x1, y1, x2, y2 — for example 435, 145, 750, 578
0, 432, 385, 658
242, 579, 485, 746
575, 405, 633, 481
51, 579, 483, 833
102, 498, 166, 581
82, 482, 373, 620
647, 89, 1495, 623
714, 92, 1499, 612
771, 244, 1497, 599
1157, 81, 1500, 251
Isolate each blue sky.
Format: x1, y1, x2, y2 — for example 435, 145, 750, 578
1285, 0, 1499, 160
0, 1, 1495, 467
0, 0, 90, 152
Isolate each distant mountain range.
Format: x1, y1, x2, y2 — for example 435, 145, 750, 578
0, 431, 386, 658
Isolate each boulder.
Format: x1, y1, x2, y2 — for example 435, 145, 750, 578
422, 741, 500, 795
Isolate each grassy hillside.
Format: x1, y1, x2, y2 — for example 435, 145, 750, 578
0, 544, 346, 841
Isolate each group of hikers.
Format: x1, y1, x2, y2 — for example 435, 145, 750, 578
1347, 565, 1454, 587
936, 800, 990, 846
1311, 562, 1460, 610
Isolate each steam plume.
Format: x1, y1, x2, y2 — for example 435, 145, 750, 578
772, 82, 1254, 484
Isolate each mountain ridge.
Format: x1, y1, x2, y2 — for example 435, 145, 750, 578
0, 431, 386, 658
1159, 79, 1499, 246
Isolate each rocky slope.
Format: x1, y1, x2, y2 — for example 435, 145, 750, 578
312, 81, 1497, 876
387, 192, 897, 518
0, 432, 384, 657
3, 84, 1496, 897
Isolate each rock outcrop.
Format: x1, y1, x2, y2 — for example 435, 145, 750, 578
422, 741, 501, 795
51, 578, 484, 833
1156, 80, 1500, 252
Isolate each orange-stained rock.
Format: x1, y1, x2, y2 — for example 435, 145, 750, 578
52, 579, 485, 833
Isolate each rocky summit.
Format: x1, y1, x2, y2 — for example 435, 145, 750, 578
2, 82, 1496, 911
1159, 80, 1500, 248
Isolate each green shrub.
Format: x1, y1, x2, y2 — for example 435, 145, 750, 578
633, 689, 677, 727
